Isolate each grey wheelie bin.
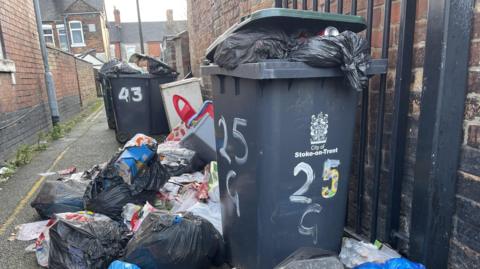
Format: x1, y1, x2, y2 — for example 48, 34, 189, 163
109, 73, 177, 143
201, 8, 387, 269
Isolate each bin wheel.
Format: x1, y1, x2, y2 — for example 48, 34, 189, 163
116, 132, 129, 144
107, 118, 116, 130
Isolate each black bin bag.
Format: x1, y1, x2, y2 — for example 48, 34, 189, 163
289, 30, 370, 91
31, 178, 89, 219
213, 27, 292, 70
123, 212, 225, 269
48, 215, 130, 269
84, 175, 156, 221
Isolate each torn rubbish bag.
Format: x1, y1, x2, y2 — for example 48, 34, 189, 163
213, 27, 292, 70
129, 156, 170, 195
123, 212, 225, 269
48, 212, 130, 269
289, 30, 370, 91
30, 178, 90, 219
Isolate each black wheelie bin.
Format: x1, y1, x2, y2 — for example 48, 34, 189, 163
202, 8, 387, 269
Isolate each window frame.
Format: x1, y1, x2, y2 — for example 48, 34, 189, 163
56, 24, 68, 50
69, 20, 85, 47
42, 24, 55, 47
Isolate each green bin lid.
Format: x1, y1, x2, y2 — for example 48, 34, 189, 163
206, 8, 367, 61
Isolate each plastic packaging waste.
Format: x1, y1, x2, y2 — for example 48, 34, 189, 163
354, 258, 426, 269
48, 212, 130, 269
15, 220, 49, 241
186, 201, 222, 234
31, 178, 90, 219
275, 247, 344, 269
124, 211, 225, 269
214, 27, 292, 69
108, 260, 141, 269
339, 238, 401, 268
157, 141, 205, 176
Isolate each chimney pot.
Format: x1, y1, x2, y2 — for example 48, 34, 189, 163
166, 9, 173, 24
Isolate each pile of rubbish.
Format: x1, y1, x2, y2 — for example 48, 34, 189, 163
20, 107, 225, 269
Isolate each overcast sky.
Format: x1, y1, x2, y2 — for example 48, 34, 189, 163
104, 0, 187, 22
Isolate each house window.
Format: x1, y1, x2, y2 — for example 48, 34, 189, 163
69, 21, 85, 47
42, 25, 55, 46
56, 24, 68, 51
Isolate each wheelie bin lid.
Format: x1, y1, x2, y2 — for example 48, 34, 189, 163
205, 8, 367, 61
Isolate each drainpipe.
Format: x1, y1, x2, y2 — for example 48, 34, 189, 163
33, 0, 60, 124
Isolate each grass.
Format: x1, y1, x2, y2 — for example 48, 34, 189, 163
0, 100, 102, 182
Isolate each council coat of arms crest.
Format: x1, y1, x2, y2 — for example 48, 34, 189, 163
310, 112, 329, 146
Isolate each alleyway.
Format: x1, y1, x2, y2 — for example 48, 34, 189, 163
0, 106, 119, 268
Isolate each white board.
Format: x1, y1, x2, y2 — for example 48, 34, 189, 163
160, 78, 204, 130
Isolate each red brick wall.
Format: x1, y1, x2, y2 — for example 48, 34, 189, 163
0, 0, 52, 160
75, 58, 96, 106
147, 42, 161, 58
48, 47, 79, 99
450, 1, 480, 268
47, 46, 96, 121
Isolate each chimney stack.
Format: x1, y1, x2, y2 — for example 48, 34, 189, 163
166, 9, 173, 24
114, 7, 121, 26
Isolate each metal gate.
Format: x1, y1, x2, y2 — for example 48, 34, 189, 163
273, 1, 476, 269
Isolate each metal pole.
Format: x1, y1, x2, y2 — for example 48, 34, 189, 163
136, 0, 145, 54
384, 0, 417, 248
33, 0, 60, 124
370, 0, 392, 243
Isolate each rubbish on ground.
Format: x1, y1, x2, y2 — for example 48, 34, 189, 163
48, 212, 130, 269
30, 178, 90, 219
129, 156, 170, 195
275, 247, 344, 269
354, 258, 426, 269
213, 27, 292, 69
123, 211, 225, 269
15, 220, 49, 241
38, 167, 78, 177
108, 260, 141, 269
157, 142, 205, 176
186, 200, 222, 234
122, 202, 158, 232
57, 166, 77, 175
160, 78, 204, 129
171, 186, 199, 213
180, 116, 216, 163
129, 53, 178, 76
34, 218, 57, 267
123, 133, 158, 149
115, 144, 156, 185
339, 238, 401, 268
84, 174, 152, 221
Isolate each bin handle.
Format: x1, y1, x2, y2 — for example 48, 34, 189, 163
173, 94, 197, 123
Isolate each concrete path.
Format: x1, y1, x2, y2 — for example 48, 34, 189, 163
0, 105, 120, 268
